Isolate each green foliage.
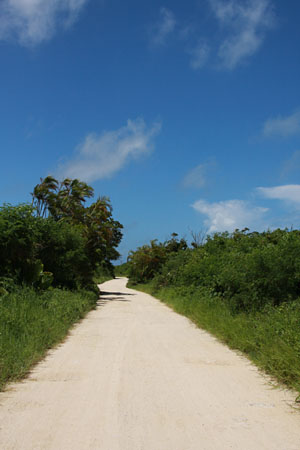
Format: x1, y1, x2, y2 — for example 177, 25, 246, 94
114, 262, 130, 277
39, 272, 53, 290
32, 176, 123, 285
0, 204, 88, 289
127, 233, 187, 283
93, 262, 115, 284
83, 196, 123, 270
36, 218, 93, 289
32, 176, 94, 221
0, 204, 42, 284
0, 287, 98, 390
0, 287, 8, 297
0, 277, 15, 293
127, 240, 167, 283
130, 228, 300, 312
0, 177, 123, 290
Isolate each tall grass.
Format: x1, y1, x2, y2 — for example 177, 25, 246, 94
0, 287, 98, 390
134, 282, 300, 398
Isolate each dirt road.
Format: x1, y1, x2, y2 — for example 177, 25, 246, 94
0, 278, 299, 449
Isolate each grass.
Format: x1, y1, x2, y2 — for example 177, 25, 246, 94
96, 274, 114, 284
0, 287, 98, 391
133, 282, 300, 400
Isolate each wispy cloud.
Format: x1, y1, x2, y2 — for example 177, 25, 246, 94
57, 118, 161, 183
149, 1, 275, 71
183, 164, 207, 189
150, 7, 176, 46
281, 151, 300, 179
183, 161, 216, 189
189, 40, 210, 70
257, 185, 300, 208
209, 0, 274, 69
150, 7, 208, 68
263, 110, 300, 137
0, 0, 89, 46
192, 199, 268, 233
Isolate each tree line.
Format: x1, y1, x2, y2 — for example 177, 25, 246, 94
124, 228, 300, 312
0, 176, 123, 294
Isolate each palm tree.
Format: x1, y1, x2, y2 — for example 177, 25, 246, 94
32, 177, 94, 222
31, 176, 58, 218
57, 179, 94, 223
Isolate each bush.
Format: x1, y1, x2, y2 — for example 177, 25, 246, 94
137, 229, 300, 312
0, 204, 42, 284
36, 218, 93, 289
0, 202, 122, 290
127, 234, 187, 284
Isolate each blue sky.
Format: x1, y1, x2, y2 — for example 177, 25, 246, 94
1, 0, 300, 261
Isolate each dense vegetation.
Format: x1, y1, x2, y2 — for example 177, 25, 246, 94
0, 176, 122, 389
1, 177, 122, 291
123, 229, 300, 398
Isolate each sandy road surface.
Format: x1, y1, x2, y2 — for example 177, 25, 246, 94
0, 278, 299, 450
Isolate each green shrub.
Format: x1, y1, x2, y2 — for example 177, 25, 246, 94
0, 204, 42, 284
135, 229, 300, 312
127, 234, 187, 284
36, 218, 93, 289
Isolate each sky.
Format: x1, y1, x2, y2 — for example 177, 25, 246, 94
1, 0, 300, 261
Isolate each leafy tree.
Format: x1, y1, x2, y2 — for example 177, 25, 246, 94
32, 177, 123, 270
131, 228, 300, 313
31, 176, 59, 218
127, 234, 188, 283
32, 176, 93, 222
0, 204, 42, 284
37, 218, 93, 289
0, 176, 123, 290
84, 196, 123, 276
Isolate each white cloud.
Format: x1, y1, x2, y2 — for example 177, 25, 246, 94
183, 162, 214, 188
189, 40, 210, 69
0, 0, 89, 46
57, 118, 161, 182
183, 164, 206, 188
192, 199, 268, 233
150, 7, 176, 46
281, 151, 300, 179
150, 8, 210, 69
257, 185, 300, 208
209, 0, 274, 69
263, 111, 300, 137
148, 1, 275, 71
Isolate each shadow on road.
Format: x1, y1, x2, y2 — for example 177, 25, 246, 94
97, 290, 135, 306
99, 291, 135, 296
